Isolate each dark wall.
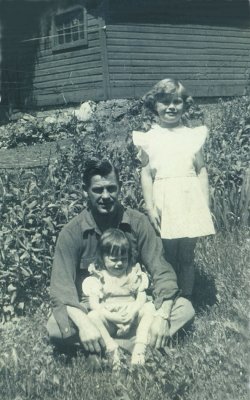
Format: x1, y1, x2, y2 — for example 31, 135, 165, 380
106, 0, 250, 98
108, 0, 250, 24
0, 1, 52, 110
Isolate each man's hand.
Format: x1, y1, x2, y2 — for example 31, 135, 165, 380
78, 315, 105, 353
149, 316, 170, 349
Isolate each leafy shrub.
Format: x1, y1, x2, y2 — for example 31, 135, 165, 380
0, 123, 143, 321
204, 97, 250, 229
0, 165, 85, 321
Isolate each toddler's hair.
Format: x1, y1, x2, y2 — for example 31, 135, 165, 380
143, 78, 193, 114
96, 228, 132, 269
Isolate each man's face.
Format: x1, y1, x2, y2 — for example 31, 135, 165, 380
87, 171, 120, 216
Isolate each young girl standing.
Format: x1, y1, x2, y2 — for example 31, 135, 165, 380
133, 78, 215, 300
82, 228, 155, 368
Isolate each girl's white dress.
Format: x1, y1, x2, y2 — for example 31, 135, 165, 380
133, 124, 215, 239
82, 263, 149, 313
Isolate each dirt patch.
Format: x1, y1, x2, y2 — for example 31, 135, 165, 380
0, 139, 72, 169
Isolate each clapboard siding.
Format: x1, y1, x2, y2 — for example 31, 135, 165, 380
106, 20, 250, 97
105, 23, 250, 39
108, 40, 250, 52
109, 82, 247, 98
34, 71, 103, 87
35, 86, 104, 107
36, 46, 102, 65
35, 58, 102, 75
107, 30, 250, 46
110, 59, 247, 69
109, 53, 248, 63
32, 11, 104, 105
9, 0, 249, 107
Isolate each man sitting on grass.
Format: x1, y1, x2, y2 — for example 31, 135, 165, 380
46, 158, 195, 358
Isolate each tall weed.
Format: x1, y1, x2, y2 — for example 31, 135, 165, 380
204, 97, 250, 229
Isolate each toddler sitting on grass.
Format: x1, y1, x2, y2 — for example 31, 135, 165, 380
82, 228, 155, 369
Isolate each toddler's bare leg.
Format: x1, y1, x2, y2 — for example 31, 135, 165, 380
88, 310, 117, 351
88, 310, 121, 369
131, 302, 155, 365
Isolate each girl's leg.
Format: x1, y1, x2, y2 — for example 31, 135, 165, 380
162, 238, 179, 275
131, 302, 155, 365
177, 237, 197, 298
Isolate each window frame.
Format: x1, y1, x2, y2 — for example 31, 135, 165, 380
51, 5, 88, 52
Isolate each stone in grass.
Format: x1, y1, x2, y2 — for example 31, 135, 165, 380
44, 116, 57, 124
73, 101, 96, 122
21, 114, 36, 122
9, 111, 24, 121
7, 284, 17, 293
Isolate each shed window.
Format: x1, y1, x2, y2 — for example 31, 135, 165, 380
52, 6, 87, 51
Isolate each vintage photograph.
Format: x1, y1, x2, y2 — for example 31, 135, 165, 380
0, 0, 249, 399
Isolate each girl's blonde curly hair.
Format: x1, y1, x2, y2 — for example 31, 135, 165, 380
143, 78, 193, 114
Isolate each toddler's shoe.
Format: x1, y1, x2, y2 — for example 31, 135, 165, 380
131, 343, 147, 365
131, 351, 145, 366
106, 347, 122, 371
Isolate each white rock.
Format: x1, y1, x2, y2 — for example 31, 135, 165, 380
44, 116, 57, 124
22, 114, 36, 122
73, 101, 96, 122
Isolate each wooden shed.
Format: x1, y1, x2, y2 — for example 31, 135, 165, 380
1, 0, 250, 108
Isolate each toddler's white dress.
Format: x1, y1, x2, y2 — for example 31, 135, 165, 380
133, 124, 215, 239
82, 263, 149, 313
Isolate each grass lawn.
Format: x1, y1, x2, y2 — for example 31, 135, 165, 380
0, 229, 249, 400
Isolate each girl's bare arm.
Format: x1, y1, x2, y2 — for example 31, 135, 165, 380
195, 150, 210, 206
141, 163, 154, 210
141, 164, 161, 233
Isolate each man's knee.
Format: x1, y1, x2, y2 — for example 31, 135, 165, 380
177, 297, 195, 323
46, 314, 78, 343
46, 314, 63, 340
168, 297, 195, 337
184, 299, 195, 322
172, 297, 195, 323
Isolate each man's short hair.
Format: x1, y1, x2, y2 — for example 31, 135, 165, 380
83, 158, 120, 189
